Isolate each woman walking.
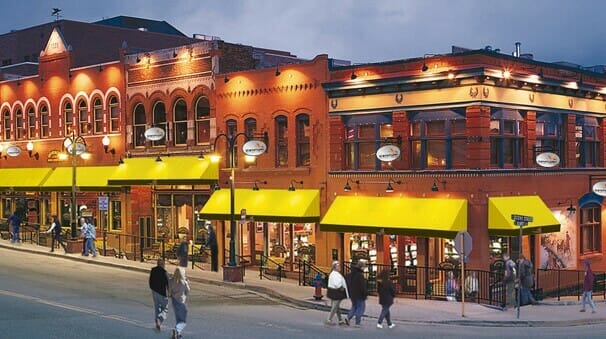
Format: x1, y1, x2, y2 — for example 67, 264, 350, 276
580, 259, 597, 313
325, 261, 348, 326
376, 269, 396, 329
45, 215, 66, 253
169, 267, 190, 339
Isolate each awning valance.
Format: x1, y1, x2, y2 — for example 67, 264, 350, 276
320, 196, 467, 239
107, 156, 219, 185
488, 196, 560, 236
40, 166, 121, 191
199, 189, 320, 223
0, 167, 53, 191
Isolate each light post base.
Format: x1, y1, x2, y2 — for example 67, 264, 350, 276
65, 239, 84, 254
223, 265, 244, 282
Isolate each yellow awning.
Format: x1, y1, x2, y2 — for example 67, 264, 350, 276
107, 156, 218, 185
488, 196, 560, 236
40, 166, 121, 191
320, 196, 467, 238
0, 167, 53, 191
199, 189, 320, 223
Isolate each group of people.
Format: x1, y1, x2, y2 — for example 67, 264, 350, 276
80, 217, 97, 257
176, 221, 219, 272
325, 259, 396, 329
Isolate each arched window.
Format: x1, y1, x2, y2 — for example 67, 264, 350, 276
63, 102, 73, 135
40, 104, 49, 138
78, 100, 89, 135
226, 119, 237, 167
133, 103, 146, 148
173, 98, 188, 146
152, 101, 166, 146
244, 118, 257, 167
109, 96, 119, 133
27, 106, 36, 139
15, 108, 25, 140
490, 109, 524, 168
296, 113, 310, 166
93, 98, 103, 134
2, 109, 10, 140
195, 96, 210, 144
275, 115, 288, 167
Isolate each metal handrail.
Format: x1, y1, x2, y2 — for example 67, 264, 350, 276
259, 253, 284, 281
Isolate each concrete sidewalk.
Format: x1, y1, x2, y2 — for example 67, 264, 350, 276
1, 239, 604, 327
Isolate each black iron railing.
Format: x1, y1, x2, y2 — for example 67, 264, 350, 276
259, 253, 284, 281
299, 260, 328, 287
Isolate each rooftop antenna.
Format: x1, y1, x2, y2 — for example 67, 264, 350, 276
52, 8, 62, 21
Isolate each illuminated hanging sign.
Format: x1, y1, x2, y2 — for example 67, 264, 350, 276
376, 145, 401, 162
592, 181, 606, 197
144, 127, 165, 141
5, 145, 22, 157
535, 152, 560, 168
242, 140, 267, 156
66, 142, 87, 156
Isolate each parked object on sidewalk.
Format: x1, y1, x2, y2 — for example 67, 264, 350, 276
326, 261, 348, 325
581, 259, 596, 313
149, 258, 169, 331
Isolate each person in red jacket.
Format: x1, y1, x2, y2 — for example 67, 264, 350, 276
580, 259, 596, 313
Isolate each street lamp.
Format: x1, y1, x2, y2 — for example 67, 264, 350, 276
211, 132, 267, 267
62, 131, 87, 239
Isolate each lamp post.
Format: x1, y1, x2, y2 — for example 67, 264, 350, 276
211, 132, 267, 269
62, 131, 87, 239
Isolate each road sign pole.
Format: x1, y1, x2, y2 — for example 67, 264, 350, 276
461, 234, 465, 318
511, 214, 532, 320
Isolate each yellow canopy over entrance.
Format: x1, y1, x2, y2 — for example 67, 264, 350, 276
488, 196, 560, 236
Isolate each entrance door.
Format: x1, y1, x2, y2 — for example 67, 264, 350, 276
139, 216, 152, 248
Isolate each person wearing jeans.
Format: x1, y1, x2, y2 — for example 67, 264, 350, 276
376, 269, 396, 329
581, 259, 596, 313
8, 210, 21, 243
346, 260, 368, 326
325, 261, 348, 325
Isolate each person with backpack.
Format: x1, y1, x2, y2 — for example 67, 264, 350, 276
502, 253, 516, 309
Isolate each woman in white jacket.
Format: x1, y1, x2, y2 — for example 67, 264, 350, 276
169, 267, 190, 339
325, 261, 349, 325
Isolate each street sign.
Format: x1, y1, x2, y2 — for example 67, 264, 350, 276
454, 231, 472, 256
511, 214, 533, 223
98, 196, 109, 211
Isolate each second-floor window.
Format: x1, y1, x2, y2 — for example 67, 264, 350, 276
152, 101, 166, 147
2, 109, 10, 140
93, 98, 103, 134
296, 114, 310, 166
244, 117, 257, 167
490, 109, 524, 168
64, 102, 73, 135
16, 108, 25, 140
275, 115, 288, 167
133, 103, 146, 148
195, 96, 210, 144
343, 114, 393, 170
226, 119, 237, 167
27, 107, 36, 139
576, 116, 600, 167
174, 99, 188, 146
40, 105, 49, 138
535, 113, 564, 166
78, 100, 89, 135
109, 96, 119, 133
410, 110, 466, 169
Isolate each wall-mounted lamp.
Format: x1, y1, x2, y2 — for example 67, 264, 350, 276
350, 71, 357, 80
118, 156, 124, 165
136, 55, 141, 63
224, 76, 230, 83
275, 65, 281, 77
558, 199, 577, 215
447, 70, 455, 80
385, 179, 402, 193
197, 152, 205, 160
502, 69, 511, 79
431, 177, 447, 192
102, 135, 115, 154
252, 180, 268, 191
26, 141, 39, 160
155, 155, 162, 162
173, 49, 178, 58
212, 182, 221, 191
288, 179, 303, 191
99, 65, 103, 72
343, 178, 360, 192
68, 71, 73, 78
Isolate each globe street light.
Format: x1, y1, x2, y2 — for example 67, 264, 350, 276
62, 131, 87, 239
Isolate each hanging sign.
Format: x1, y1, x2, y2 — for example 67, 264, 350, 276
592, 181, 606, 197
5, 145, 22, 157
535, 152, 560, 168
66, 141, 87, 155
144, 127, 165, 141
376, 145, 401, 162
242, 140, 267, 156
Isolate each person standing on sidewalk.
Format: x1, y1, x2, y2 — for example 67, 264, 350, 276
376, 269, 396, 329
518, 255, 537, 305
177, 235, 189, 269
149, 258, 169, 331
86, 219, 97, 257
46, 215, 66, 253
325, 261, 348, 326
205, 222, 218, 272
8, 210, 21, 243
502, 253, 517, 309
346, 260, 368, 327
580, 259, 597, 313
169, 267, 190, 339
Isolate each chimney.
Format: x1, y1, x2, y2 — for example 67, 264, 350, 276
514, 42, 521, 57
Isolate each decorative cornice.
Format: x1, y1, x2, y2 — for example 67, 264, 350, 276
217, 82, 317, 98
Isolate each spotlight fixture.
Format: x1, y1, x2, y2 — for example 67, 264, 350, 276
385, 179, 402, 193
343, 178, 360, 192
431, 177, 447, 192
252, 180, 267, 191
136, 55, 141, 63
155, 155, 162, 162
288, 179, 303, 191
350, 71, 357, 80
212, 182, 221, 191
224, 76, 230, 83
502, 70, 511, 78
421, 63, 429, 72
448, 71, 455, 80
558, 199, 577, 215
173, 49, 178, 58
275, 65, 281, 77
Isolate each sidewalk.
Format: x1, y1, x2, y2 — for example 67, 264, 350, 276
1, 239, 604, 327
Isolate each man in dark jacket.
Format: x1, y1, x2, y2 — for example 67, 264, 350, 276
149, 258, 169, 331
177, 235, 189, 268
518, 255, 537, 305
205, 222, 218, 272
346, 260, 368, 327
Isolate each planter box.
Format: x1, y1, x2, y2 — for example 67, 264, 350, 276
223, 265, 244, 282
65, 239, 84, 254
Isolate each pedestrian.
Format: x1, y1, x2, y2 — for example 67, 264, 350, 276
8, 210, 21, 243
177, 235, 189, 269
205, 222, 218, 272
376, 269, 396, 329
346, 259, 368, 327
169, 267, 190, 339
46, 215, 66, 253
580, 259, 596, 313
518, 255, 537, 305
464, 271, 479, 302
325, 261, 348, 326
149, 258, 169, 331
502, 253, 517, 309
85, 218, 97, 257
80, 217, 89, 255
